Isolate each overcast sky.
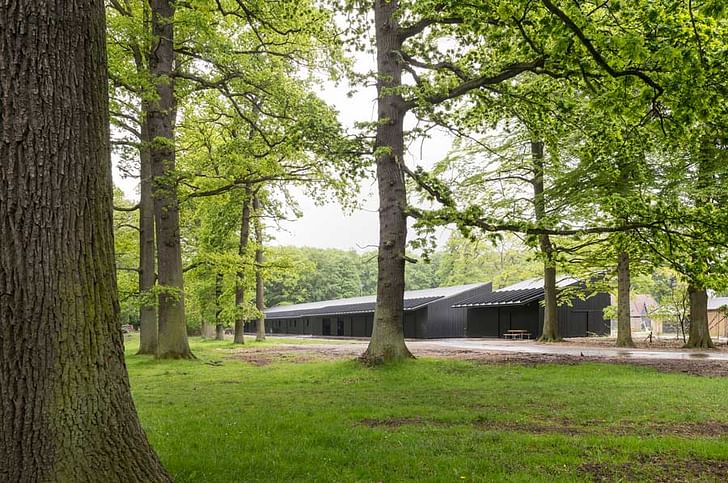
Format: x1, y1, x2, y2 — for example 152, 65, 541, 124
112, 51, 456, 252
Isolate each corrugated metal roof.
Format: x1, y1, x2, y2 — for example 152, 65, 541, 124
452, 277, 580, 308
267, 296, 446, 320
495, 276, 580, 291
265, 283, 487, 319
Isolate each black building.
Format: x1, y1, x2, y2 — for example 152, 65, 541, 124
262, 283, 492, 338
452, 277, 610, 338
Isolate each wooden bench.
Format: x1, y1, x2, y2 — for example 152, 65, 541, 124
503, 329, 532, 340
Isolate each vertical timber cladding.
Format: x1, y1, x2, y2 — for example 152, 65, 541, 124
263, 284, 493, 338
429, 283, 494, 338
458, 279, 611, 338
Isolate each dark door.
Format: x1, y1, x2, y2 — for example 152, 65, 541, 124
569, 311, 588, 337
467, 308, 499, 337
404, 313, 416, 338
336, 319, 344, 336
322, 318, 331, 336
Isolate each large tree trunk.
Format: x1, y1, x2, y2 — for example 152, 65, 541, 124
137, 103, 158, 355
616, 250, 635, 347
685, 284, 714, 348
215, 272, 225, 340
540, 262, 560, 341
234, 192, 251, 344
254, 196, 267, 341
362, 0, 413, 363
0, 2, 170, 480
148, 0, 192, 359
531, 141, 561, 342
683, 141, 717, 349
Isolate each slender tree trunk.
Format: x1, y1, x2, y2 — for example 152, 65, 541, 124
685, 284, 714, 348
0, 2, 170, 479
214, 272, 225, 340
137, 104, 158, 354
362, 0, 413, 363
254, 197, 267, 341
129, 0, 156, 355
616, 250, 635, 347
148, 0, 192, 359
531, 140, 561, 342
201, 320, 213, 339
234, 191, 251, 344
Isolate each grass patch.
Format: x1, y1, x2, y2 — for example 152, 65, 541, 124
125, 336, 728, 482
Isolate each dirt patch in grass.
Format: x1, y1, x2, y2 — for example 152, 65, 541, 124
227, 344, 363, 366
609, 421, 728, 438
473, 418, 728, 438
579, 454, 728, 482
360, 416, 435, 428
361, 415, 728, 438
473, 419, 583, 435
224, 340, 728, 377
468, 352, 728, 378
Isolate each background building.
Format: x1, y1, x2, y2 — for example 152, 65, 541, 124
452, 278, 610, 338
261, 283, 492, 338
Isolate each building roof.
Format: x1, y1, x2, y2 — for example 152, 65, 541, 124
451, 276, 579, 308
708, 297, 728, 311
265, 283, 488, 320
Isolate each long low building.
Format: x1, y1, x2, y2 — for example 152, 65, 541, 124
452, 277, 610, 338
260, 277, 610, 339
262, 283, 492, 338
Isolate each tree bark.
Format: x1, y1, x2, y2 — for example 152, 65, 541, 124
362, 0, 414, 363
254, 196, 267, 341
215, 272, 225, 340
137, 103, 158, 354
616, 251, 635, 347
531, 141, 561, 342
683, 140, 716, 349
685, 284, 714, 348
234, 191, 251, 344
148, 0, 192, 359
0, 2, 170, 479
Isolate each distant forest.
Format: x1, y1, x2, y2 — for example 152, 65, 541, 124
263, 235, 542, 307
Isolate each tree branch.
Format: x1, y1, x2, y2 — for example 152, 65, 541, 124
114, 204, 140, 212
541, 0, 663, 100
406, 58, 545, 109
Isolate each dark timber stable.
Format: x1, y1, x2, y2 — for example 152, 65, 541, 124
259, 278, 609, 339
453, 278, 610, 338
259, 283, 492, 339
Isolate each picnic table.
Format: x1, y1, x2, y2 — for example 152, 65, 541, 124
503, 329, 532, 340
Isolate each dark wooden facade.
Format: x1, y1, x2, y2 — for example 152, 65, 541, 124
259, 283, 491, 339
260, 279, 609, 339
463, 292, 610, 338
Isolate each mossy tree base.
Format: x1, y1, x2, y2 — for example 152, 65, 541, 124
537, 336, 563, 343
616, 338, 636, 348
684, 338, 715, 349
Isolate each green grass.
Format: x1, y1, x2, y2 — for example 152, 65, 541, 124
125, 336, 728, 482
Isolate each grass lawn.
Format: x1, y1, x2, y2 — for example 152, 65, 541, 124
125, 336, 728, 482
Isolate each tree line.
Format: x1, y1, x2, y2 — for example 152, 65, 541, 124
114, 232, 544, 331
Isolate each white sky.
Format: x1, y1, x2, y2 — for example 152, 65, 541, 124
112, 51, 456, 252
